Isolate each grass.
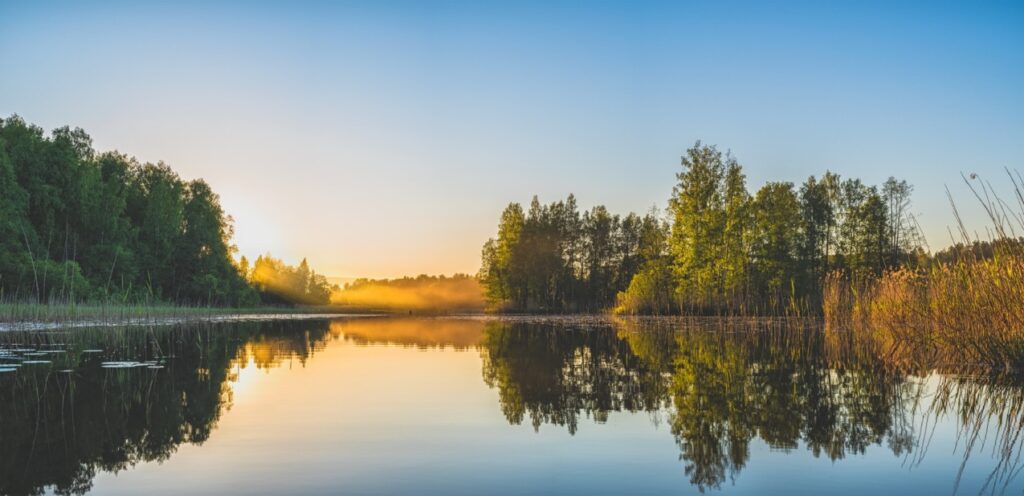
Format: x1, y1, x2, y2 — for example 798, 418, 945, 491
824, 170, 1024, 372
0, 301, 359, 326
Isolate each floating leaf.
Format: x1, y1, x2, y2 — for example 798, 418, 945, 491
101, 361, 138, 369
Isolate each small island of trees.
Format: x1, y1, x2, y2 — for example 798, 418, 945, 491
480, 142, 922, 314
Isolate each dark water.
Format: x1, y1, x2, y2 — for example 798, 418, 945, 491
1, 316, 1022, 495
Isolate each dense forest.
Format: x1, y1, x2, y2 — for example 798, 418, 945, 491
0, 116, 330, 307
480, 142, 923, 314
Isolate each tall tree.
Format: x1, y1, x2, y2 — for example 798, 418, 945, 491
749, 182, 802, 307
669, 142, 727, 309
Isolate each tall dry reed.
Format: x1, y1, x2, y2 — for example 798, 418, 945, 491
824, 170, 1024, 372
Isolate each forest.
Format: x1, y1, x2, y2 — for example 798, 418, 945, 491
4, 115, 1016, 320
479, 142, 924, 314
0, 116, 331, 307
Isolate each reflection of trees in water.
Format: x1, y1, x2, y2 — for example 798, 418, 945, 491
2, 317, 1022, 495
479, 317, 1021, 492
659, 325, 918, 490
480, 321, 668, 434
0, 319, 335, 496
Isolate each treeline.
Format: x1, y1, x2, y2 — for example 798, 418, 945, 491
480, 142, 922, 314
931, 237, 1024, 265
479, 195, 667, 312
0, 115, 329, 307
243, 255, 336, 306
0, 116, 258, 306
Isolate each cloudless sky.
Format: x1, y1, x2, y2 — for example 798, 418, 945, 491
2, 0, 1022, 278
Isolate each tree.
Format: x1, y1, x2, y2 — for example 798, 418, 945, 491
478, 142, 922, 316
249, 254, 332, 305
882, 177, 917, 266
721, 159, 752, 305
669, 143, 727, 309
0, 115, 271, 306
480, 202, 526, 310
798, 174, 833, 292
479, 196, 659, 312
749, 182, 802, 308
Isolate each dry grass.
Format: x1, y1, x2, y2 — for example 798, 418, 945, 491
824, 259, 1024, 371
824, 170, 1024, 372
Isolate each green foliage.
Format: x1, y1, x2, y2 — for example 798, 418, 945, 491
485, 141, 922, 315
748, 182, 802, 302
614, 258, 675, 315
0, 115, 256, 306
657, 142, 921, 314
668, 142, 730, 308
248, 255, 334, 305
479, 195, 667, 312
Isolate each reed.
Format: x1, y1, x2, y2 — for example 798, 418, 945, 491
0, 299, 350, 328
824, 170, 1024, 372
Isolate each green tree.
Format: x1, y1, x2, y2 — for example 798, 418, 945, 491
749, 182, 802, 308
479, 202, 526, 310
669, 142, 727, 310
721, 159, 752, 305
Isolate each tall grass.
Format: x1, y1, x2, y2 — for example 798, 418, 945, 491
0, 299, 353, 327
824, 170, 1024, 372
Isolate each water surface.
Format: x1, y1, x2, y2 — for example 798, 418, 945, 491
1, 316, 1021, 495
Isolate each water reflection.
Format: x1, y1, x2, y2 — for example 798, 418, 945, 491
0, 316, 1022, 495
0, 320, 337, 495
479, 317, 1022, 492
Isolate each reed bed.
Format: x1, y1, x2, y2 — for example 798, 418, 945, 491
0, 300, 350, 327
824, 258, 1024, 371
824, 170, 1024, 372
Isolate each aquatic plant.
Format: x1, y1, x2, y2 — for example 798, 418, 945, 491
824, 171, 1024, 371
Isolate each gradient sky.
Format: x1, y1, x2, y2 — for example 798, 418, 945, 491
2, 1, 1022, 278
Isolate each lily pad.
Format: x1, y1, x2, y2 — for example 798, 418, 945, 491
101, 361, 138, 369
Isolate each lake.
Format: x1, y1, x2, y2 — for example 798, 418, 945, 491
1, 315, 1021, 495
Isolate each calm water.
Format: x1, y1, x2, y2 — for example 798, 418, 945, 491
1, 316, 1022, 495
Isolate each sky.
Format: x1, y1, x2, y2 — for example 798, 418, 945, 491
2, 0, 1022, 279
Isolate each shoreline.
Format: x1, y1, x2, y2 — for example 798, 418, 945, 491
0, 303, 375, 331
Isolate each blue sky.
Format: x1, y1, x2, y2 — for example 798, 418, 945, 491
2, 1, 1022, 277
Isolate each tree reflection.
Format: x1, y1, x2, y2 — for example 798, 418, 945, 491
0, 319, 336, 496
480, 317, 1018, 492
1, 317, 1022, 495
480, 321, 667, 433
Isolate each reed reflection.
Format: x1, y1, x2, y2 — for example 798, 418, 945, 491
479, 317, 1021, 492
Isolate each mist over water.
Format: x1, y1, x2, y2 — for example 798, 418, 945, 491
331, 275, 485, 312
